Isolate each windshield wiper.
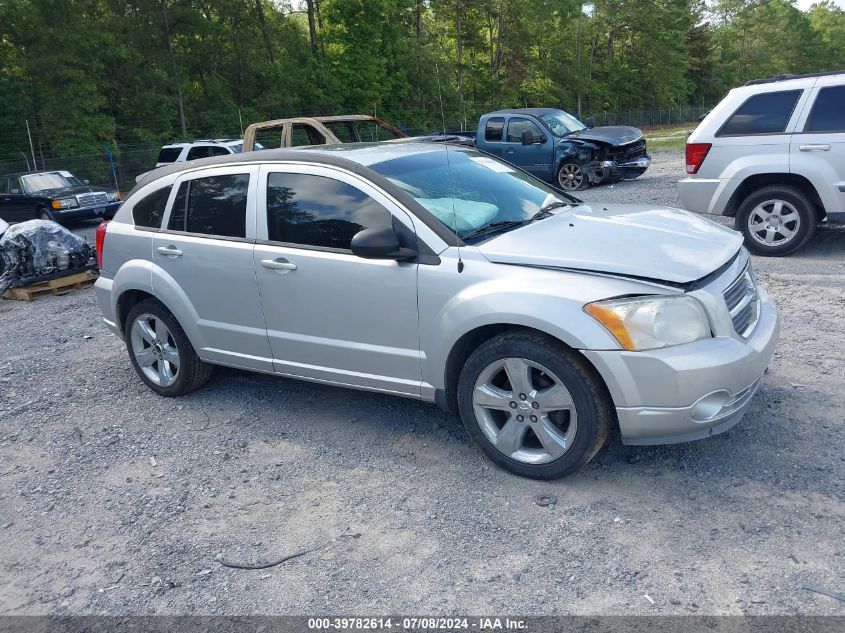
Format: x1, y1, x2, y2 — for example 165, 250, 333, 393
461, 219, 527, 242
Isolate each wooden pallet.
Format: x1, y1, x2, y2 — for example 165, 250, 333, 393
2, 271, 99, 302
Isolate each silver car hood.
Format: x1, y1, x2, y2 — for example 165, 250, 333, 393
477, 203, 743, 285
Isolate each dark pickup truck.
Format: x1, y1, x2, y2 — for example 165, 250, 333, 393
473, 108, 650, 191
0, 170, 121, 224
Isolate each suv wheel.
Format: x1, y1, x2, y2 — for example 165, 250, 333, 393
556, 162, 589, 191
457, 331, 611, 479
125, 299, 213, 396
736, 185, 816, 256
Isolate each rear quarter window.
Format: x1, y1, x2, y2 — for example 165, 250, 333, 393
717, 90, 802, 136
805, 85, 845, 133
132, 186, 172, 228
157, 147, 183, 163
484, 117, 505, 142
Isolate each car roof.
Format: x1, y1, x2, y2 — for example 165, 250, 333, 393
484, 107, 564, 117
162, 139, 241, 148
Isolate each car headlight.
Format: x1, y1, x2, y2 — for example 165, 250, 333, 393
51, 197, 79, 210
584, 295, 711, 351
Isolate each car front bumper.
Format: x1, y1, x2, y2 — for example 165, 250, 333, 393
582, 290, 779, 445
589, 155, 651, 183
54, 201, 121, 222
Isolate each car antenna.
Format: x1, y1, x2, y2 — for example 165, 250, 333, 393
445, 144, 464, 273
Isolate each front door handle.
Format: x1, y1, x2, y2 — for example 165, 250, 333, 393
156, 245, 183, 257
505, 147, 516, 155
799, 144, 830, 152
261, 258, 297, 273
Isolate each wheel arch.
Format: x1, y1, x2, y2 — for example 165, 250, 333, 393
723, 173, 825, 219
440, 323, 613, 415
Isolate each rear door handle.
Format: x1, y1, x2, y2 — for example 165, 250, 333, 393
261, 257, 297, 273
156, 245, 183, 257
505, 148, 516, 154
799, 144, 830, 151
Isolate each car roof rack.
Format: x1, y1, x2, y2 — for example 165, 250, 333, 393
745, 69, 845, 86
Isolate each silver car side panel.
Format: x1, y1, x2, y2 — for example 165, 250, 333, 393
254, 163, 425, 396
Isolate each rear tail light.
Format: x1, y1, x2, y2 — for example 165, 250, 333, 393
95, 220, 109, 270
686, 143, 711, 174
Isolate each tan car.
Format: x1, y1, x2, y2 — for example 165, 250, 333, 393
242, 115, 406, 152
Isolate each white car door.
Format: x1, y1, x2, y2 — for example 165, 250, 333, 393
791, 77, 845, 219
253, 163, 423, 396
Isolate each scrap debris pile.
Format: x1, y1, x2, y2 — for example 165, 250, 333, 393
0, 220, 97, 295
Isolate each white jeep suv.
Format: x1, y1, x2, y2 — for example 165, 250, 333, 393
679, 70, 845, 256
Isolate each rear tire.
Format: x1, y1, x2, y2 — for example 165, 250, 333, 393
124, 299, 213, 396
457, 330, 611, 479
736, 185, 816, 256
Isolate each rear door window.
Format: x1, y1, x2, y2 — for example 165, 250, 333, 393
157, 147, 182, 163
167, 174, 249, 238
265, 172, 392, 250
186, 145, 212, 160
290, 124, 327, 146
718, 90, 802, 136
208, 146, 231, 157
805, 85, 845, 133
484, 117, 505, 142
132, 186, 172, 228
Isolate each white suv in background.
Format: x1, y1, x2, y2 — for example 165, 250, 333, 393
679, 70, 845, 256
155, 139, 249, 167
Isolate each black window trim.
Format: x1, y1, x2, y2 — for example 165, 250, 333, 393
503, 116, 543, 144
130, 184, 174, 229
799, 85, 845, 134
715, 89, 804, 138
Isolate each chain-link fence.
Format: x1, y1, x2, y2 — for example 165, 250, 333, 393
0, 104, 710, 193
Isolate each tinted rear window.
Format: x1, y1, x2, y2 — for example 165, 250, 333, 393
132, 186, 171, 228
485, 117, 505, 142
718, 90, 801, 136
167, 174, 249, 238
157, 147, 182, 163
805, 86, 845, 133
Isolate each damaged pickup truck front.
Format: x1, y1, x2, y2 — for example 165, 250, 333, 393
474, 108, 650, 191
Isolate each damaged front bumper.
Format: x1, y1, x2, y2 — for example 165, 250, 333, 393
586, 155, 650, 184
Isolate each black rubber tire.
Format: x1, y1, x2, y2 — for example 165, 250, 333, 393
124, 299, 213, 396
736, 185, 817, 256
457, 330, 612, 480
556, 161, 590, 191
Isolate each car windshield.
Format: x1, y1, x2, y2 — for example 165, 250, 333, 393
21, 171, 84, 193
368, 147, 578, 240
540, 111, 587, 137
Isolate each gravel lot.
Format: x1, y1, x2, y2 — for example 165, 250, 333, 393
1, 149, 843, 616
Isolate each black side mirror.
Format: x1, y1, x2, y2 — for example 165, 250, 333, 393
521, 130, 534, 145
351, 227, 417, 260
585, 117, 595, 129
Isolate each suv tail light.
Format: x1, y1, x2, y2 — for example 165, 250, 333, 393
95, 220, 109, 270
686, 143, 711, 174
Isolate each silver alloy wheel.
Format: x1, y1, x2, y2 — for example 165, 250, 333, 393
472, 357, 578, 465
130, 313, 180, 387
746, 199, 801, 247
558, 163, 584, 190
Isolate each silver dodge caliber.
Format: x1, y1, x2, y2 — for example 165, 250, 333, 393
95, 143, 779, 479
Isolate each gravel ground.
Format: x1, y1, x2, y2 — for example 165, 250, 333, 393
1, 149, 843, 616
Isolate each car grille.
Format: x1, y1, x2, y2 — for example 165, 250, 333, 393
77, 192, 109, 208
606, 139, 646, 164
723, 267, 759, 337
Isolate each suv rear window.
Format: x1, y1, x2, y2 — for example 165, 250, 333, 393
485, 117, 505, 142
157, 147, 182, 163
718, 90, 802, 136
132, 186, 171, 228
805, 86, 845, 133
167, 174, 249, 238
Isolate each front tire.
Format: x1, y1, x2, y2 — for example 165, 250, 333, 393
736, 185, 816, 256
38, 208, 54, 222
556, 161, 589, 191
457, 331, 611, 479
125, 299, 213, 396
